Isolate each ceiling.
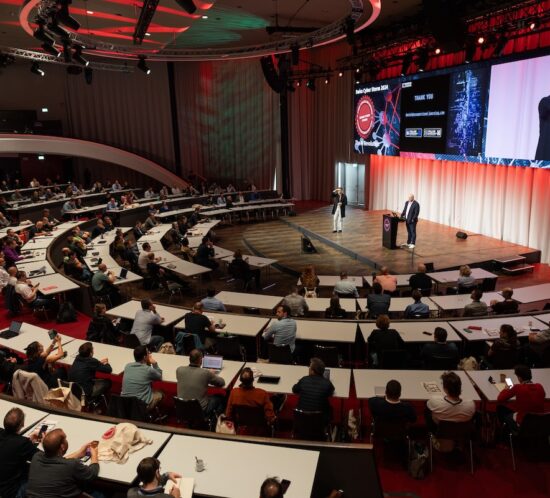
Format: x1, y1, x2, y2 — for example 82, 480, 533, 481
0, 0, 425, 62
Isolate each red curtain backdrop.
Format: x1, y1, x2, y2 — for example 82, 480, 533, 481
369, 155, 550, 264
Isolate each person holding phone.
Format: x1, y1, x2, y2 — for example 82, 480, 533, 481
14, 270, 57, 310
25, 335, 67, 388
496, 364, 546, 433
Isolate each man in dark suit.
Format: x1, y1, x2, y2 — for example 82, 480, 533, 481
331, 187, 347, 233
401, 194, 420, 248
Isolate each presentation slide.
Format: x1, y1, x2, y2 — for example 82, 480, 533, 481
353, 80, 401, 155
485, 53, 550, 162
399, 74, 450, 154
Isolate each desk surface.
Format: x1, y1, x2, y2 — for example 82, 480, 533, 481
428, 268, 497, 284
364, 274, 414, 287
107, 300, 188, 326
295, 319, 357, 343
243, 362, 351, 398
429, 292, 503, 311
535, 313, 550, 325
27, 414, 170, 484
466, 368, 550, 401
154, 354, 243, 384
359, 321, 462, 343
222, 255, 277, 268
354, 369, 480, 401
175, 312, 270, 338
157, 434, 319, 498
19, 248, 47, 262
161, 257, 211, 277
299, 275, 363, 287
16, 260, 55, 276
31, 273, 80, 296
305, 297, 357, 313
0, 399, 49, 431
509, 283, 550, 304
60, 339, 134, 376
0, 322, 74, 353
21, 236, 55, 250
449, 315, 547, 341
214, 291, 282, 311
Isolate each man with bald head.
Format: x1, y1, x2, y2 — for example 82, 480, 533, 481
26, 428, 100, 498
401, 193, 420, 249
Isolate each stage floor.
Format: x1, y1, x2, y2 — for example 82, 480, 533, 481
243, 207, 540, 275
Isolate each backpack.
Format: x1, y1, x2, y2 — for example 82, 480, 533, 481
56, 301, 77, 323
157, 342, 176, 355
408, 442, 429, 479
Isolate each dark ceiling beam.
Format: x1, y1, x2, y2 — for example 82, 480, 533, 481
133, 0, 159, 45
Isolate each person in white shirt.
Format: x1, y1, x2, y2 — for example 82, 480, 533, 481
111, 180, 122, 191
171, 186, 182, 196
144, 187, 156, 199
333, 272, 359, 297
216, 195, 225, 206
0, 255, 9, 289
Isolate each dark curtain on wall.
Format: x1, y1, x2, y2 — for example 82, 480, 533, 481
65, 64, 176, 172
173, 59, 280, 189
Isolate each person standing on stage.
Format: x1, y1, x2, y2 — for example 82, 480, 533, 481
331, 187, 347, 233
401, 194, 420, 249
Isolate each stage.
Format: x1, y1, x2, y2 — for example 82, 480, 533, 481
242, 206, 541, 276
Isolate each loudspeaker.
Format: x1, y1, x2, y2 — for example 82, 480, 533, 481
301, 236, 317, 254
456, 231, 468, 239
260, 56, 282, 93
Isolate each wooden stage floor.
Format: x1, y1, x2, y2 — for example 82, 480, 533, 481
243, 207, 540, 275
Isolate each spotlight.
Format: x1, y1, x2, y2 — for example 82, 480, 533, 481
62, 40, 72, 63
137, 55, 151, 75
401, 52, 413, 76
435, 47, 441, 55
416, 48, 429, 72
291, 43, 299, 66
493, 33, 508, 57
33, 25, 54, 45
42, 42, 60, 57
477, 36, 485, 44
529, 20, 538, 30
56, 4, 81, 31
38, 155, 45, 160
344, 17, 355, 46
30, 62, 45, 77
306, 78, 315, 91
73, 45, 89, 66
355, 67, 360, 73
324, 77, 329, 85
338, 71, 343, 77
296, 80, 301, 87
84, 67, 93, 85
174, 0, 197, 14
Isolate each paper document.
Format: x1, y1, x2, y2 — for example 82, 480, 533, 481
164, 477, 194, 498
422, 382, 442, 394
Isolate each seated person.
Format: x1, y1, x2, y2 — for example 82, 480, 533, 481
176, 349, 225, 417
91, 219, 106, 239
490, 288, 519, 315
487, 323, 519, 366
138, 243, 154, 273
527, 327, 550, 365
333, 271, 359, 297
130, 298, 165, 352
404, 289, 430, 318
27, 221, 47, 240
283, 287, 309, 317
367, 315, 405, 366
374, 267, 397, 294
68, 342, 112, 400
228, 250, 260, 289
457, 265, 476, 290
183, 302, 218, 349
15, 271, 57, 309
91, 263, 121, 306
408, 263, 433, 292
201, 288, 226, 312
24, 336, 66, 388
496, 364, 546, 433
64, 251, 92, 282
463, 288, 488, 317
127, 457, 182, 498
292, 358, 334, 423
325, 296, 346, 319
179, 238, 196, 261
421, 327, 459, 368
86, 303, 120, 344
366, 282, 390, 318
195, 237, 219, 270
368, 379, 417, 423
262, 304, 296, 353
225, 367, 276, 426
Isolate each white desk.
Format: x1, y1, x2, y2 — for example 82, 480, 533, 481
107, 300, 188, 327
299, 275, 363, 287
155, 355, 243, 384
175, 313, 270, 338
305, 297, 357, 313
161, 257, 211, 277
466, 368, 550, 401
243, 362, 351, 398
0, 322, 75, 353
428, 268, 497, 284
59, 339, 134, 376
214, 291, 282, 311
534, 313, 550, 325
388, 297, 438, 313
31, 273, 80, 296
27, 414, 170, 484
222, 255, 277, 269
359, 321, 462, 343
449, 315, 547, 341
21, 236, 56, 250
295, 320, 357, 343
429, 292, 503, 312
0, 399, 49, 431
16, 260, 55, 276
19, 248, 47, 262
158, 434, 319, 498
354, 369, 480, 401
509, 283, 550, 304
212, 245, 235, 259
364, 274, 414, 287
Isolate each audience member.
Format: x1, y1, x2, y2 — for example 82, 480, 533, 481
15, 271, 57, 309
91, 219, 106, 239
421, 327, 459, 368
463, 288, 488, 317
127, 457, 182, 498
490, 288, 519, 315
457, 265, 476, 289
4, 239, 24, 267
68, 342, 112, 400
91, 263, 121, 305
228, 250, 260, 289
292, 358, 334, 422
367, 315, 405, 366
183, 302, 217, 349
404, 289, 430, 318
86, 303, 120, 345
325, 296, 347, 319
133, 220, 145, 240
195, 236, 219, 270
262, 304, 297, 353
130, 299, 165, 352
24, 336, 67, 388
368, 380, 417, 423
527, 327, 550, 365
283, 286, 309, 317
408, 263, 433, 292
201, 288, 226, 312
374, 267, 397, 294
333, 271, 359, 297
487, 324, 519, 366
366, 282, 391, 318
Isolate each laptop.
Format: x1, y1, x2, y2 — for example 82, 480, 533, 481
29, 266, 47, 277
202, 355, 223, 373
0, 321, 22, 339
258, 375, 281, 384
116, 268, 128, 280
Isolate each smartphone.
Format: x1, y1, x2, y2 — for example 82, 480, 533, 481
422, 331, 433, 336
488, 376, 495, 384
38, 424, 48, 437
62, 351, 68, 358
505, 377, 513, 388
280, 479, 291, 493
48, 329, 58, 340
323, 368, 331, 381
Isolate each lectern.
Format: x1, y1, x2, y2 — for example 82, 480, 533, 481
382, 214, 400, 249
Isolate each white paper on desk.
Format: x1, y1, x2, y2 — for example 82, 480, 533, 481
374, 386, 386, 397
165, 477, 194, 498
485, 329, 500, 337
494, 382, 507, 392
422, 382, 442, 394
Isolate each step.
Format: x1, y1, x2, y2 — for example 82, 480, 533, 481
494, 255, 526, 265
501, 263, 534, 275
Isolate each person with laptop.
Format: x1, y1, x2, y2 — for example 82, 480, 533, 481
131, 299, 165, 352
91, 263, 121, 306
176, 349, 226, 418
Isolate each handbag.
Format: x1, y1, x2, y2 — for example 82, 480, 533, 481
44, 380, 81, 411
215, 415, 236, 435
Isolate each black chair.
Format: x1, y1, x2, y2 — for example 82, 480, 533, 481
5, 284, 21, 316
429, 420, 475, 474
173, 397, 211, 430
292, 409, 329, 441
457, 285, 478, 295
370, 418, 412, 463
379, 349, 409, 369
425, 355, 458, 370
243, 307, 260, 315
175, 332, 198, 355
490, 348, 519, 369
508, 412, 550, 470
215, 335, 246, 361
232, 405, 272, 436
268, 344, 293, 365
107, 394, 149, 422
313, 345, 340, 367
121, 332, 141, 349
424, 262, 435, 272
480, 277, 497, 292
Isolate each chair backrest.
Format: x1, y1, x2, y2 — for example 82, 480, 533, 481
434, 419, 475, 439
312, 345, 339, 368
232, 405, 269, 436
268, 344, 293, 365
481, 277, 497, 292
425, 355, 458, 370
420, 288, 432, 297
107, 394, 148, 422
490, 348, 519, 369
122, 333, 141, 349
173, 397, 209, 430
243, 307, 260, 315
5, 284, 21, 315
379, 349, 409, 369
292, 409, 326, 441
457, 285, 477, 295
518, 412, 550, 439
215, 336, 244, 361
372, 417, 410, 441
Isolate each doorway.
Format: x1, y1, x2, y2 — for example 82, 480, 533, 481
335, 162, 365, 206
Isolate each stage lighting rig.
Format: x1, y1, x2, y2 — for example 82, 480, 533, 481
134, 0, 159, 45
73, 45, 89, 66
137, 55, 151, 74
400, 52, 413, 76
175, 0, 197, 15
56, 1, 80, 31
31, 62, 45, 76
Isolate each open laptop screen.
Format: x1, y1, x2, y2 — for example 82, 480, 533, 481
202, 355, 223, 370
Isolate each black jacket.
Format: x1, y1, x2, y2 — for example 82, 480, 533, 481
401, 200, 420, 224
331, 192, 347, 217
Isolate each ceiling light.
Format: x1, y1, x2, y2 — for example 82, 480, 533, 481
56, 4, 81, 31
355, 67, 360, 73
529, 20, 538, 30
38, 155, 45, 160
174, 0, 197, 14
306, 78, 315, 91
435, 47, 441, 55
137, 55, 151, 75
295, 80, 301, 87
73, 45, 89, 66
145, 32, 151, 37
42, 42, 61, 57
86, 10, 94, 15
202, 15, 208, 19
324, 77, 329, 84
31, 62, 44, 77
477, 36, 485, 44
41, 108, 48, 112
47, 20, 69, 39
338, 71, 343, 77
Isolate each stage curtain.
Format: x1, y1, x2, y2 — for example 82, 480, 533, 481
65, 64, 176, 171
369, 155, 550, 264
172, 60, 280, 189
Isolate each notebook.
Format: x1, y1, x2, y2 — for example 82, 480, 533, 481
164, 477, 194, 498
258, 375, 281, 384
0, 321, 22, 339
202, 355, 223, 372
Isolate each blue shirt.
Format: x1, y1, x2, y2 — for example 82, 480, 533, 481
201, 296, 226, 312
262, 317, 297, 352
404, 301, 430, 318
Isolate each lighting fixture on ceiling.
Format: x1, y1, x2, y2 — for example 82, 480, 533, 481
174, 0, 197, 15
33, 24, 54, 45
306, 78, 315, 91
56, 2, 81, 31
42, 42, 61, 57
137, 55, 151, 75
400, 52, 413, 76
31, 62, 45, 77
73, 45, 89, 66
416, 48, 429, 72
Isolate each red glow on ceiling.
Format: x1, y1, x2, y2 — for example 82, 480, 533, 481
99, 25, 189, 34
0, 20, 20, 26
69, 7, 137, 24
76, 28, 162, 44
0, 0, 24, 5
103, 0, 200, 19
195, 1, 214, 9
